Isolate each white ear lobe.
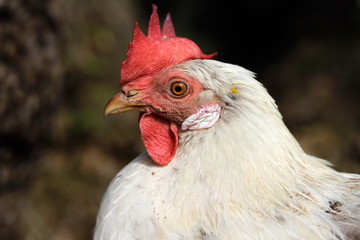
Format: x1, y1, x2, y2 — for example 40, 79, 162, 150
181, 103, 221, 131
197, 90, 215, 105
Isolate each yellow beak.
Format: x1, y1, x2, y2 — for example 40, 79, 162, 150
104, 91, 148, 116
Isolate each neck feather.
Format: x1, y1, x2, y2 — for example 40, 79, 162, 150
170, 59, 339, 210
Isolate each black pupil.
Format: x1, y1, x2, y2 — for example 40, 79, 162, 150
174, 85, 182, 93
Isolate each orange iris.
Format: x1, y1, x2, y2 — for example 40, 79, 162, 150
170, 82, 187, 96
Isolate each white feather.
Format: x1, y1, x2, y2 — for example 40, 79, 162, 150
94, 60, 360, 240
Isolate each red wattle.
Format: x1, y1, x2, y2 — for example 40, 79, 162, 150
139, 113, 178, 165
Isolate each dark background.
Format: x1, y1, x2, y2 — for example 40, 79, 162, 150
1, 0, 359, 239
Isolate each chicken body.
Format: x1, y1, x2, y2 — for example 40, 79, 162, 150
94, 60, 360, 240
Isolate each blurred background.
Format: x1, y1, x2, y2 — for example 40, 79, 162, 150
0, 0, 359, 239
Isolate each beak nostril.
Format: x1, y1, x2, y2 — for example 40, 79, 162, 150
104, 91, 148, 116
126, 89, 140, 98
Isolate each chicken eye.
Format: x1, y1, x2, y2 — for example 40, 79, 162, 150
170, 82, 187, 96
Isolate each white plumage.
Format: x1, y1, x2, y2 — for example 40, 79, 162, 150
94, 60, 360, 239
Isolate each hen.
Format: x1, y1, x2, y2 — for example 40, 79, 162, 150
94, 5, 360, 240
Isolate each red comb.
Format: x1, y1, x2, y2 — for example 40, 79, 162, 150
120, 5, 217, 86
